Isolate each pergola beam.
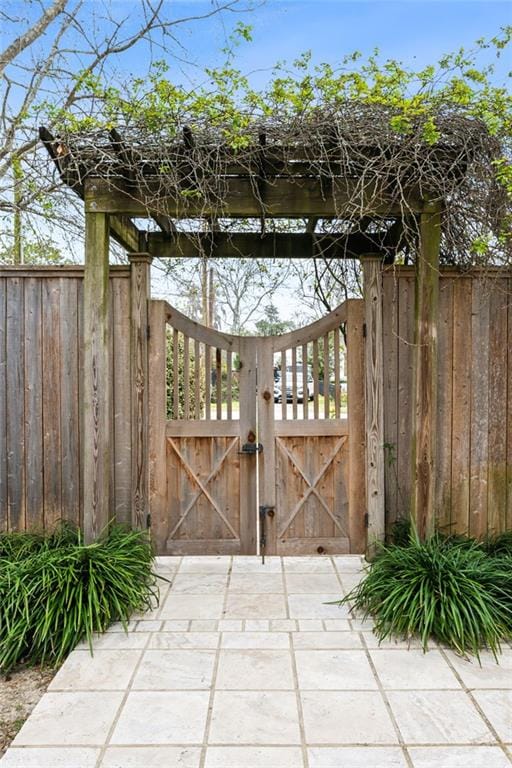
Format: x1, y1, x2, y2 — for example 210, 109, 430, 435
84, 177, 420, 218
145, 230, 399, 260
109, 214, 142, 252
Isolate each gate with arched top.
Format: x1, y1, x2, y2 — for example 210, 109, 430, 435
148, 299, 366, 555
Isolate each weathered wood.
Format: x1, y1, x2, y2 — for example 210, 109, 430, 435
6, 278, 25, 530
146, 230, 398, 261
396, 275, 415, 520
280, 350, 287, 420
257, 338, 277, 555
334, 327, 341, 419
109, 214, 141, 252
112, 276, 132, 524
275, 419, 348, 437
167, 420, 240, 437
469, 279, 490, 537
410, 205, 441, 539
129, 254, 152, 529
59, 278, 80, 526
346, 299, 367, 553
83, 211, 111, 543
148, 301, 168, 552
451, 278, 472, 536
302, 344, 309, 420
313, 340, 319, 419
238, 337, 257, 554
381, 273, 399, 528
487, 283, 508, 533
323, 334, 329, 419
435, 277, 454, 534
0, 279, 6, 530
508, 277, 512, 531
362, 258, 385, 545
85, 176, 417, 218
42, 279, 61, 530
23, 278, 43, 529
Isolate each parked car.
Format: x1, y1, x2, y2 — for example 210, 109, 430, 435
274, 372, 314, 403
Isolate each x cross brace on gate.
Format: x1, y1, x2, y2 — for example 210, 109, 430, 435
276, 435, 348, 538
167, 436, 239, 540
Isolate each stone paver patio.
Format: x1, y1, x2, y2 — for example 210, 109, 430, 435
2, 555, 512, 767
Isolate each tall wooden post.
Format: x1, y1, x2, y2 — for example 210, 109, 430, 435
411, 203, 441, 538
129, 253, 152, 530
346, 299, 367, 553
362, 257, 385, 547
83, 210, 110, 543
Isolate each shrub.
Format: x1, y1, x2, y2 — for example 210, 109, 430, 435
0, 525, 158, 672
339, 534, 512, 658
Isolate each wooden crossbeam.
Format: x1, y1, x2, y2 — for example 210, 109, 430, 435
145, 231, 397, 260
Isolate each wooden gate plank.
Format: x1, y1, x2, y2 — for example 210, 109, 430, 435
0, 279, 7, 530
257, 338, 277, 554
382, 274, 399, 529
487, 281, 507, 533
149, 301, 168, 552
435, 276, 454, 535
469, 278, 489, 537
346, 299, 366, 553
6, 278, 25, 530
112, 276, 132, 524
59, 278, 80, 526
238, 337, 257, 554
24, 278, 43, 530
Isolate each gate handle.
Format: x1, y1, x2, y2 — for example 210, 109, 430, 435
239, 442, 263, 455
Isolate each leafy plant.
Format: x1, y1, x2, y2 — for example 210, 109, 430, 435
0, 525, 158, 672
338, 534, 512, 658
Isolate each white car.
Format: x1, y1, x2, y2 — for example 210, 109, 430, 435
274, 373, 313, 403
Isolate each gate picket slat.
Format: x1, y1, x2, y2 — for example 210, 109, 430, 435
313, 339, 319, 419
323, 333, 329, 419
194, 339, 201, 419
205, 344, 211, 420
302, 343, 309, 420
216, 347, 222, 420
334, 328, 340, 419
226, 349, 232, 420
173, 328, 179, 419
292, 347, 298, 419
281, 350, 287, 420
183, 334, 190, 419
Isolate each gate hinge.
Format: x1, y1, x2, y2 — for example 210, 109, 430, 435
239, 442, 263, 455
364, 513, 369, 529
146, 513, 151, 529
362, 322, 367, 339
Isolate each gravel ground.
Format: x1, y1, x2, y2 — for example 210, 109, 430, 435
0, 666, 56, 756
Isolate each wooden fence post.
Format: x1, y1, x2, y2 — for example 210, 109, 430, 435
83, 210, 110, 543
411, 203, 441, 538
148, 300, 168, 550
129, 254, 152, 530
346, 298, 367, 553
362, 258, 385, 547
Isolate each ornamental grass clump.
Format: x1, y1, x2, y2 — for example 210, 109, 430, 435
339, 534, 512, 659
0, 525, 157, 672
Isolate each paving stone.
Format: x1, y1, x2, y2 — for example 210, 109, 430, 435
387, 690, 495, 744
332, 556, 366, 573
133, 649, 216, 689
362, 633, 425, 650
49, 650, 141, 691
111, 691, 210, 744
216, 649, 295, 689
0, 748, 100, 767
179, 556, 231, 573
189, 620, 218, 631
149, 632, 219, 650
297, 619, 324, 631
218, 619, 243, 631
445, 649, 512, 689
204, 746, 304, 767
370, 649, 460, 689
292, 631, 363, 649
287, 594, 349, 619
283, 557, 335, 573
323, 619, 351, 631
101, 747, 201, 767
271, 619, 298, 631
245, 619, 271, 631
209, 691, 301, 744
408, 746, 512, 768
295, 649, 378, 690
308, 746, 407, 767
473, 690, 512, 741
221, 632, 290, 649
162, 620, 190, 631
13, 692, 123, 746
229, 574, 285, 593
224, 594, 287, 619
75, 632, 151, 650
231, 556, 283, 573
160, 593, 224, 620
301, 690, 398, 744
134, 620, 163, 632
286, 574, 341, 594
170, 573, 229, 594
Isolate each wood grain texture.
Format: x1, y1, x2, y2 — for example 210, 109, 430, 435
487, 281, 508, 533
129, 254, 151, 529
381, 273, 399, 528
148, 301, 168, 552
362, 258, 385, 545
23, 278, 43, 529
59, 278, 80, 526
83, 211, 111, 542
0, 280, 7, 530
469, 278, 489, 537
346, 299, 366, 554
435, 277, 454, 534
112, 276, 132, 524
6, 278, 25, 530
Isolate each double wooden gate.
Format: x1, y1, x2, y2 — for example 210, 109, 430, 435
148, 299, 366, 555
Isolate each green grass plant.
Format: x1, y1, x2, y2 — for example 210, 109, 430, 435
0, 525, 158, 672
338, 532, 512, 659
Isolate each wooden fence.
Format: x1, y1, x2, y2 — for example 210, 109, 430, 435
0, 265, 133, 532
382, 267, 512, 537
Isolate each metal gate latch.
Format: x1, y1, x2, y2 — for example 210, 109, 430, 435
259, 505, 275, 564
239, 442, 263, 454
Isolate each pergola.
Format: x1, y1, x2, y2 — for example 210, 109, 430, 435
40, 126, 442, 544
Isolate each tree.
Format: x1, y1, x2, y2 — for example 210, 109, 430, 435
0, 0, 257, 261
254, 303, 295, 335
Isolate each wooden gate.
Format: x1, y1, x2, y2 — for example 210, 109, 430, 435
148, 299, 366, 555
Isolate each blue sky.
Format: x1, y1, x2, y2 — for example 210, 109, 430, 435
137, 1, 512, 89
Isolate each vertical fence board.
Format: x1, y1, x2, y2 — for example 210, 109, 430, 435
435, 277, 454, 534
24, 278, 43, 529
6, 279, 25, 530
0, 279, 7, 530
507, 278, 512, 530
112, 277, 132, 524
396, 276, 415, 520
487, 282, 508, 533
382, 274, 399, 528
469, 280, 489, 537
42, 279, 62, 530
451, 278, 472, 536
60, 279, 80, 525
